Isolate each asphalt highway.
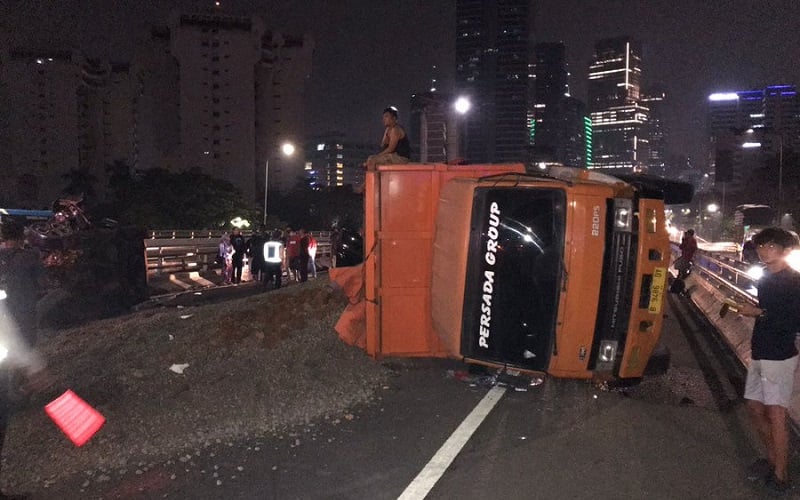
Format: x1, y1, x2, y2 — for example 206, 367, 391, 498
43, 289, 795, 500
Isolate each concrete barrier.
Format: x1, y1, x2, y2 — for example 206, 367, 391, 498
684, 271, 800, 429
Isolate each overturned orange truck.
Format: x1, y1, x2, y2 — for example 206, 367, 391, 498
336, 163, 692, 380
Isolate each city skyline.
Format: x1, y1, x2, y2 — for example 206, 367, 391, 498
2, 0, 799, 171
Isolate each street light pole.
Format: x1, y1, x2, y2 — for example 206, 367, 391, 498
454, 96, 472, 162
263, 142, 296, 227
263, 160, 270, 226
778, 135, 784, 224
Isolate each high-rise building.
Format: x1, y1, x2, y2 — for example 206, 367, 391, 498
0, 49, 135, 208
530, 42, 589, 168
587, 36, 649, 173
306, 136, 370, 189
409, 91, 451, 163
131, 26, 181, 174
142, 11, 313, 199
707, 90, 763, 133
168, 12, 266, 201
455, 0, 533, 163
531, 42, 568, 164
255, 32, 314, 193
641, 86, 667, 178
707, 85, 800, 192
556, 97, 590, 168
762, 85, 800, 152
167, 12, 312, 200
0, 9, 313, 210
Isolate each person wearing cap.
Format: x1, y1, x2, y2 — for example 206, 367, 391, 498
363, 106, 411, 169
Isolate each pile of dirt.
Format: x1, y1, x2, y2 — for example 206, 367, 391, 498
1, 278, 390, 493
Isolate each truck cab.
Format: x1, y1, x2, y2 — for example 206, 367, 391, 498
356, 163, 691, 380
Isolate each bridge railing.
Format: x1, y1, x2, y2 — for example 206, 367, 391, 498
147, 231, 757, 300
672, 243, 759, 305
145, 231, 331, 276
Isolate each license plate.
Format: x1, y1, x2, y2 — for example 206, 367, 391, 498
648, 267, 667, 314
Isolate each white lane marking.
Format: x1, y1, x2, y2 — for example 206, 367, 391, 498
397, 385, 507, 500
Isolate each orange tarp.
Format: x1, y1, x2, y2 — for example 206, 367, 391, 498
329, 264, 366, 348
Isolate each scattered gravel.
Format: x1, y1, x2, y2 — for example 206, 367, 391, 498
614, 366, 718, 409
1, 278, 390, 494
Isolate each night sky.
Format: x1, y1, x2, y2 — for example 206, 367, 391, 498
2, 0, 799, 169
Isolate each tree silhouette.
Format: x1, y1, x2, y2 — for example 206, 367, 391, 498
62, 168, 97, 199
100, 167, 258, 229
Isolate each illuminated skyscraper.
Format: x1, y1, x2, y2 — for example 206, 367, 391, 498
531, 42, 568, 163
707, 85, 799, 192
556, 97, 590, 168
455, 0, 533, 163
531, 42, 589, 168
587, 37, 649, 172
641, 86, 667, 177
306, 136, 369, 189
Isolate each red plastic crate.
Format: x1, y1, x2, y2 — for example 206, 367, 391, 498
45, 390, 105, 447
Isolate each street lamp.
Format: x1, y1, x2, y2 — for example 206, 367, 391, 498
706, 203, 719, 241
264, 142, 296, 226
453, 96, 472, 162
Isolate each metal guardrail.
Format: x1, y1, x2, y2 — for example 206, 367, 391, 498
147, 230, 332, 240
674, 243, 759, 305
145, 231, 332, 276
147, 232, 757, 300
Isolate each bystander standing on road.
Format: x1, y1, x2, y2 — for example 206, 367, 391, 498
262, 230, 284, 290
219, 233, 233, 285
307, 231, 318, 279
247, 226, 266, 284
286, 229, 301, 282
736, 227, 800, 494
230, 228, 247, 284
329, 227, 341, 268
0, 220, 49, 497
298, 229, 310, 283
676, 229, 697, 280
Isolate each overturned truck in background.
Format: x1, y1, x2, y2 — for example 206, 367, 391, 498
341, 163, 692, 380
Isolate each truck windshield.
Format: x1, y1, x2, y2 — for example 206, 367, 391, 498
462, 187, 566, 370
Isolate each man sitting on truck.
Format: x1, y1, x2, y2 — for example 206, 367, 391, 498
363, 106, 411, 169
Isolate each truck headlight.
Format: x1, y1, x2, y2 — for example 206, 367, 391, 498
598, 340, 618, 363
0, 344, 6, 364
0, 289, 6, 300
613, 199, 633, 232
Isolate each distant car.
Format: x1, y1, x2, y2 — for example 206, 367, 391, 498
335, 228, 364, 267
741, 239, 759, 264
740, 229, 800, 264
